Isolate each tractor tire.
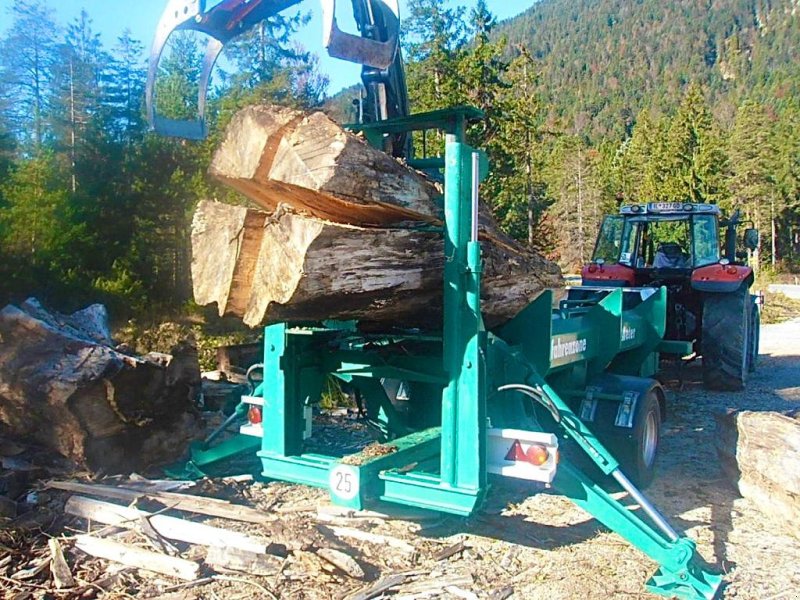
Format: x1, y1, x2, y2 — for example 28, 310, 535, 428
702, 287, 750, 391
616, 390, 661, 489
748, 300, 760, 373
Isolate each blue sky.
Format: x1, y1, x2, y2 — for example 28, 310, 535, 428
0, 0, 533, 93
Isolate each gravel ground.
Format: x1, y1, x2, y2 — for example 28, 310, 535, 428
3, 319, 798, 599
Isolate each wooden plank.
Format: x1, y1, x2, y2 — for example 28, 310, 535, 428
73, 535, 200, 581
65, 495, 269, 554
48, 481, 272, 525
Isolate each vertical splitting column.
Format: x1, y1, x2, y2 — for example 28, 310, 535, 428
440, 134, 486, 492
260, 323, 304, 457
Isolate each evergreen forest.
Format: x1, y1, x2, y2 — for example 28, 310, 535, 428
1, 0, 798, 322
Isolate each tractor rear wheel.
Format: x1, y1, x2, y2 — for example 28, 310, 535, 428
702, 287, 750, 390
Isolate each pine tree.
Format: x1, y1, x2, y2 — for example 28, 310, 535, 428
50, 10, 110, 192
106, 30, 147, 146
0, 0, 59, 151
663, 85, 728, 204
728, 100, 779, 265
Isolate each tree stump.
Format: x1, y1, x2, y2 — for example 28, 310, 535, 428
0, 299, 203, 473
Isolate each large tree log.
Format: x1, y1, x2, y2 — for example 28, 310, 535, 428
192, 200, 562, 328
0, 299, 203, 473
210, 105, 441, 226
715, 410, 800, 539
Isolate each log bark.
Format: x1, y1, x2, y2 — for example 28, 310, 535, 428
715, 410, 800, 538
191, 200, 562, 329
0, 299, 202, 473
210, 106, 441, 226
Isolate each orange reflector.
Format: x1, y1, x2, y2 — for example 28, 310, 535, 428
248, 406, 263, 425
505, 440, 549, 466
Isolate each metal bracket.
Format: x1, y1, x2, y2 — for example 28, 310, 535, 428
579, 386, 600, 422
615, 391, 639, 428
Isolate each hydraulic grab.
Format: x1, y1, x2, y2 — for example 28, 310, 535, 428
147, 0, 408, 148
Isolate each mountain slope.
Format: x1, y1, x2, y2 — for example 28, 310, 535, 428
497, 0, 800, 138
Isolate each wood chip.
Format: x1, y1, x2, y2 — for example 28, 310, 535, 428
432, 540, 466, 561
343, 572, 408, 600
48, 538, 75, 589
11, 557, 49, 580
73, 535, 200, 581
489, 586, 514, 600
205, 546, 282, 577
317, 548, 365, 579
327, 526, 415, 554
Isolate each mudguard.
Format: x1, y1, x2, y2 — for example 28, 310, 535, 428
577, 373, 665, 434
691, 263, 753, 293
581, 263, 636, 287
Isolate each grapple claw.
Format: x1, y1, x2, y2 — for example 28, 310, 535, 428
146, 0, 302, 138
321, 0, 399, 69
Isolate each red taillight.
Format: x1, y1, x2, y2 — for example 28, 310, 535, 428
726, 266, 738, 275
526, 444, 549, 466
505, 440, 550, 466
248, 406, 263, 425
588, 264, 598, 273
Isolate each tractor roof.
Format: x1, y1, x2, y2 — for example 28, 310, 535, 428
620, 202, 720, 216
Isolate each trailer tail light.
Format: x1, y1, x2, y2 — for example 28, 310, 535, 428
248, 406, 263, 425
525, 443, 550, 466
488, 429, 558, 483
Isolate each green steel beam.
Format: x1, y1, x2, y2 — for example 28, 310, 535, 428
553, 460, 721, 599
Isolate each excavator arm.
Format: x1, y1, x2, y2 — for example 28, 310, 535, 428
146, 0, 408, 153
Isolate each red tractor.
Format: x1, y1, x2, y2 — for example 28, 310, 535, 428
576, 202, 761, 390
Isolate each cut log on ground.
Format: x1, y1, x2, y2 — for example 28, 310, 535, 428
192, 200, 562, 328
0, 299, 203, 473
715, 409, 800, 538
210, 105, 442, 226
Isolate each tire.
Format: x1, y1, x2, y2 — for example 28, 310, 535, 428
748, 300, 760, 373
616, 390, 661, 489
702, 287, 750, 391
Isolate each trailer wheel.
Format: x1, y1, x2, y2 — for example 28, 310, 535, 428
702, 287, 749, 391
617, 390, 661, 488
747, 300, 760, 373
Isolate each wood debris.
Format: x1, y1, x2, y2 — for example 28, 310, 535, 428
73, 535, 201, 581
47, 538, 75, 589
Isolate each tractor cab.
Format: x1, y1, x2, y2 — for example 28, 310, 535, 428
579, 201, 761, 391
584, 202, 722, 287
